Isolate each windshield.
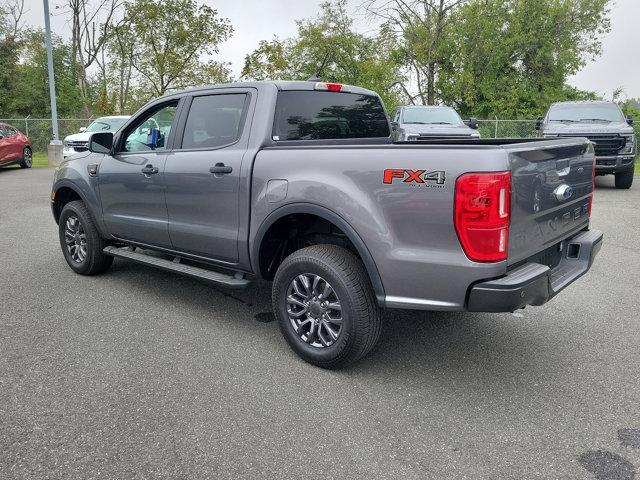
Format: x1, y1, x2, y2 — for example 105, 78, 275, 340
402, 107, 463, 125
547, 104, 625, 123
86, 117, 128, 132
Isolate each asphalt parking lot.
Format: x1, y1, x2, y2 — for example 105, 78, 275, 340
1, 167, 639, 479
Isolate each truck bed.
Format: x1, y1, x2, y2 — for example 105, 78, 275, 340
253, 136, 595, 310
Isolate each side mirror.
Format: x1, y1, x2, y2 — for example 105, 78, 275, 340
627, 115, 634, 126
89, 132, 113, 154
468, 117, 478, 129
79, 127, 87, 133
535, 117, 543, 130
0, 135, 4, 140
390, 121, 399, 131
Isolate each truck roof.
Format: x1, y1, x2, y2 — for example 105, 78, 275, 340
161, 80, 380, 100
401, 105, 455, 110
549, 100, 617, 107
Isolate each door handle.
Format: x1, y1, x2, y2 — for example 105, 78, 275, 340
141, 164, 159, 175
209, 163, 233, 175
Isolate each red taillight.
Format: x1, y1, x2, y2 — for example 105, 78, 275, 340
454, 172, 511, 262
315, 82, 343, 92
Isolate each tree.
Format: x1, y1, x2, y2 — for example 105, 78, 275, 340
363, 0, 470, 105
5, 29, 84, 117
617, 95, 640, 144
106, 20, 136, 114
60, 0, 123, 102
437, 0, 611, 118
242, 37, 294, 81
242, 0, 405, 109
118, 0, 233, 99
0, 0, 25, 39
0, 0, 26, 113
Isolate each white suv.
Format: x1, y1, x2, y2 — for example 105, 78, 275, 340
63, 116, 130, 158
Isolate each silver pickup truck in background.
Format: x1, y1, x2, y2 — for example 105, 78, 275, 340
389, 105, 480, 141
537, 100, 636, 189
51, 80, 602, 368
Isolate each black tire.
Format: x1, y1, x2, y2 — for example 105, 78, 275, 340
615, 170, 634, 189
19, 147, 32, 168
58, 200, 113, 275
272, 244, 382, 369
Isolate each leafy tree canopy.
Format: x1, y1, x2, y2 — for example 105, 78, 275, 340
119, 0, 233, 98
242, 0, 405, 109
437, 0, 611, 118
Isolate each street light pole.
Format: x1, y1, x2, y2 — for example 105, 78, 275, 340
43, 0, 63, 164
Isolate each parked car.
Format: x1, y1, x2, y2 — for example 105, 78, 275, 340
0, 123, 32, 168
63, 116, 130, 158
537, 101, 635, 189
51, 81, 602, 368
389, 105, 480, 141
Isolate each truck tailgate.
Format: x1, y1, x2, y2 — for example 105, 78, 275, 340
507, 139, 595, 266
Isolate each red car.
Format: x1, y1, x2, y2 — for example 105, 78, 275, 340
0, 123, 32, 168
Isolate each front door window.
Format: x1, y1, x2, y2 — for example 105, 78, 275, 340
122, 103, 178, 153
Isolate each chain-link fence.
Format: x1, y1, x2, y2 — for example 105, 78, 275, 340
6, 117, 639, 150
2, 117, 542, 152
0, 118, 93, 153
477, 119, 539, 139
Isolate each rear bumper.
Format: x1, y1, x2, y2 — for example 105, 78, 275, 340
467, 229, 603, 312
595, 155, 635, 174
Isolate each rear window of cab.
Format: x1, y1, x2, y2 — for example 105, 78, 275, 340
272, 91, 390, 141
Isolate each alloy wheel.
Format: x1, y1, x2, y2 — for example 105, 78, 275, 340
23, 148, 32, 167
64, 215, 87, 263
286, 273, 343, 348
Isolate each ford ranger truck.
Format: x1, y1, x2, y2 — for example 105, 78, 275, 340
51, 81, 603, 369
537, 100, 636, 189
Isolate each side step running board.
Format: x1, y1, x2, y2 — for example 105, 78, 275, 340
103, 246, 250, 289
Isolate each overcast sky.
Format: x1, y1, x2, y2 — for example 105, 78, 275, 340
24, 0, 639, 100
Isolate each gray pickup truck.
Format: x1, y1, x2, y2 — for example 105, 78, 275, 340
51, 80, 602, 368
389, 105, 480, 141
537, 100, 636, 189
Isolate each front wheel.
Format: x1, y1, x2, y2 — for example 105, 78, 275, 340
58, 200, 113, 275
272, 244, 382, 369
19, 147, 32, 168
615, 170, 634, 189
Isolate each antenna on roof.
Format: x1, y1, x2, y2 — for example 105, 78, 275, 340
307, 52, 331, 82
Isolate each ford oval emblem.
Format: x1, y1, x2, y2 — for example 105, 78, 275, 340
554, 184, 574, 202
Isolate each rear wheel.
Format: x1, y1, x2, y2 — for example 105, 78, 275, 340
58, 200, 113, 275
19, 147, 32, 168
615, 170, 634, 189
272, 244, 382, 369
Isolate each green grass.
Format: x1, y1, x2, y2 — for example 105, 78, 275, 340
32, 152, 49, 168
635, 158, 640, 176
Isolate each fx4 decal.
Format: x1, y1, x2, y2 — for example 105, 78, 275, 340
383, 169, 446, 187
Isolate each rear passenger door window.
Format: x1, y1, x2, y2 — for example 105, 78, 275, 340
181, 94, 247, 150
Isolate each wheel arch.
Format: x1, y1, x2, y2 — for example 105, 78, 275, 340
252, 203, 386, 306
52, 181, 107, 237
